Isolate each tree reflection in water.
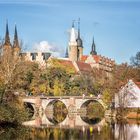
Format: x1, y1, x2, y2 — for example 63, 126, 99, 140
1, 120, 140, 140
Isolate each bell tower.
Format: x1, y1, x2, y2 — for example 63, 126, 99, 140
68, 21, 78, 61
76, 18, 83, 61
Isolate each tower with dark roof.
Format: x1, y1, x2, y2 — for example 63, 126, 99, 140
76, 18, 83, 61
3, 21, 12, 52
13, 25, 21, 55
65, 46, 69, 58
90, 36, 97, 55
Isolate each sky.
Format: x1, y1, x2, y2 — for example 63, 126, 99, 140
0, 0, 140, 64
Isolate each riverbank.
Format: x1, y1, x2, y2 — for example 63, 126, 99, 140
0, 100, 29, 127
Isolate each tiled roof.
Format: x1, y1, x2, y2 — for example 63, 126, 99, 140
92, 55, 100, 63
76, 61, 92, 73
81, 55, 88, 62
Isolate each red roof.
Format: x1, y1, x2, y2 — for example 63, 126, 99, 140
81, 55, 88, 62
76, 61, 92, 73
92, 55, 100, 63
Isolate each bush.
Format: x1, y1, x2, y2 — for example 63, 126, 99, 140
0, 103, 29, 125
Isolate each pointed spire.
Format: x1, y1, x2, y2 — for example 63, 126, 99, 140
13, 24, 19, 48
76, 18, 83, 48
78, 18, 80, 38
90, 36, 97, 55
4, 20, 11, 46
72, 20, 75, 28
69, 20, 77, 45
65, 47, 68, 58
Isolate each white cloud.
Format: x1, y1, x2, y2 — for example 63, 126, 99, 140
33, 41, 64, 57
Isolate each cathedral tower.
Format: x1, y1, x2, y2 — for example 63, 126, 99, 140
3, 21, 12, 52
68, 22, 78, 61
13, 25, 21, 55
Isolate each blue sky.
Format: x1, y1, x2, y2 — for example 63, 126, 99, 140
0, 0, 140, 64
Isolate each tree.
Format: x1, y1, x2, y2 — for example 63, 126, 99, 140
131, 51, 140, 68
0, 46, 21, 103
130, 52, 140, 81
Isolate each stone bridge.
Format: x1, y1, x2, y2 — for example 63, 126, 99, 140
22, 96, 106, 114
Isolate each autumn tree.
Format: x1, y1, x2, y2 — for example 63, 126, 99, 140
130, 51, 140, 81
131, 51, 140, 68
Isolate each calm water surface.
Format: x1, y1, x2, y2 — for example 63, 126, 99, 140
1, 114, 140, 140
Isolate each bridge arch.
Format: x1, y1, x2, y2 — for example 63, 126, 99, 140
80, 99, 106, 110
45, 99, 68, 110
23, 102, 36, 118
45, 99, 68, 124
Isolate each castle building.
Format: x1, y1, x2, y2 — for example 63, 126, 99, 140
65, 20, 115, 75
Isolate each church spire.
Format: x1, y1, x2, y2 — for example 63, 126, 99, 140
4, 20, 11, 46
72, 20, 74, 28
65, 47, 68, 58
90, 36, 97, 55
78, 18, 80, 38
13, 24, 19, 48
76, 18, 83, 48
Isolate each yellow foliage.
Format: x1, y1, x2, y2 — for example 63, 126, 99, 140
102, 88, 112, 106
48, 58, 75, 75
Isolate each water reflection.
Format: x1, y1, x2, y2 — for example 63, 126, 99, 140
23, 111, 105, 129
115, 122, 140, 140
1, 120, 140, 140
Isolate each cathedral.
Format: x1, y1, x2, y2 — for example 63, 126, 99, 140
2, 21, 21, 56
1, 22, 51, 67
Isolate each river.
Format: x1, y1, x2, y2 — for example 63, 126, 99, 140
1, 113, 140, 140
